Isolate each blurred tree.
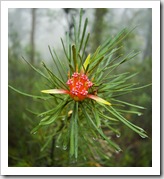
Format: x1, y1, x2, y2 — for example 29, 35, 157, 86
91, 8, 108, 51
8, 9, 24, 60
142, 9, 152, 60
30, 8, 37, 64
62, 8, 79, 38
8, 31, 21, 61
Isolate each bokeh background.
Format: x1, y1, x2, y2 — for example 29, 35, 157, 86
8, 8, 152, 167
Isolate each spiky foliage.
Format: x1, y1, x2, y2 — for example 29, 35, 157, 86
9, 9, 148, 165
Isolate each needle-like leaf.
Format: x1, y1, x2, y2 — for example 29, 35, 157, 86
87, 94, 111, 106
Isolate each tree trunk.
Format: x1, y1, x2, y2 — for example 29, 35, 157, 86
92, 8, 108, 51
143, 9, 152, 60
30, 8, 36, 64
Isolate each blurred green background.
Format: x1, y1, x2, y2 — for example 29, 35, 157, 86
8, 8, 152, 167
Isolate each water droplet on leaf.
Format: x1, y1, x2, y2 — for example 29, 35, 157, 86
116, 133, 121, 138
63, 145, 67, 150
115, 148, 122, 154
62, 117, 66, 121
92, 137, 97, 141
140, 129, 144, 133
139, 134, 146, 138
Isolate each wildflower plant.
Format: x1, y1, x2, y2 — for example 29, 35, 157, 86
9, 9, 149, 164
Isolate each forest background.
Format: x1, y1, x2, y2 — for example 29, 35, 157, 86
8, 8, 152, 167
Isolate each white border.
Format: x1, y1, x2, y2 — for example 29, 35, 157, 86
0, 1, 159, 9
1, 0, 160, 176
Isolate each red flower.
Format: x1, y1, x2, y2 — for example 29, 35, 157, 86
66, 72, 93, 101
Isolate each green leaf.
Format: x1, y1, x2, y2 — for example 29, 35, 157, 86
30, 125, 41, 134
79, 18, 88, 54
104, 48, 120, 66
39, 108, 62, 126
123, 84, 151, 91
78, 53, 85, 72
48, 45, 66, 82
98, 111, 118, 122
101, 27, 136, 52
105, 106, 148, 138
82, 105, 121, 151
93, 46, 121, 69
62, 129, 69, 151
56, 133, 62, 148
72, 45, 77, 70
61, 38, 70, 62
41, 61, 68, 89
69, 102, 79, 159
38, 97, 69, 118
77, 9, 83, 44
38, 99, 69, 126
116, 109, 143, 116
90, 46, 101, 62
53, 47, 68, 75
73, 16, 78, 51
41, 136, 53, 152
103, 121, 120, 136
69, 63, 75, 74
66, 32, 71, 63
74, 102, 78, 159
82, 33, 90, 60
9, 85, 50, 100
22, 56, 49, 81
93, 106, 101, 128
88, 56, 104, 74
111, 99, 145, 109
70, 110, 75, 157
102, 51, 140, 79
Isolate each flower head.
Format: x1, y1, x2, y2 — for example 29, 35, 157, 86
41, 66, 111, 106
66, 72, 93, 101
